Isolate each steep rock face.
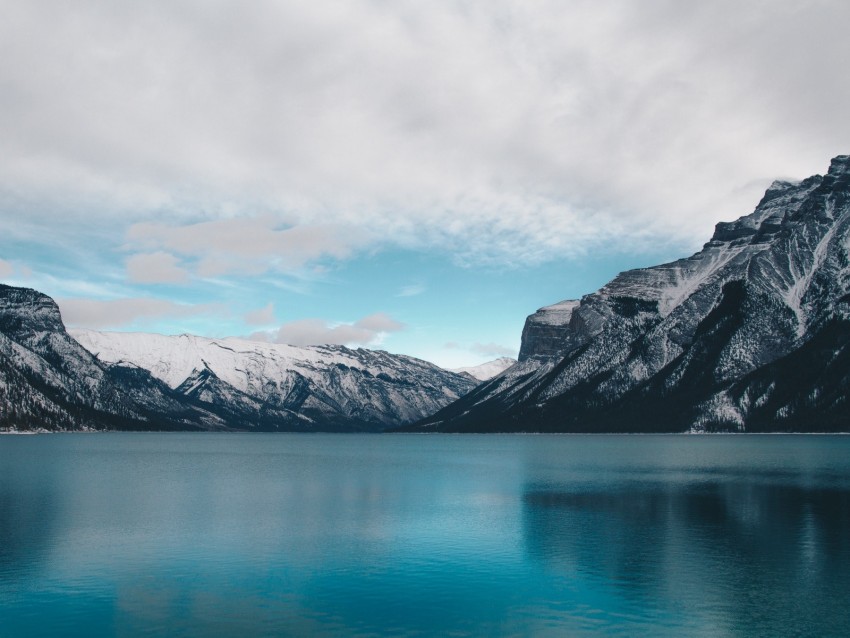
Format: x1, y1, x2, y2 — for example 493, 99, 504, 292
412, 155, 850, 432
518, 301, 579, 361
0, 285, 219, 431
0, 285, 66, 335
70, 330, 478, 431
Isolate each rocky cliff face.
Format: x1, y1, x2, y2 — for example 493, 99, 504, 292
0, 285, 220, 431
518, 301, 579, 361
0, 285, 477, 432
410, 155, 850, 433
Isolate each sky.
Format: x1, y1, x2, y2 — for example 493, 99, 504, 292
2, 0, 850, 368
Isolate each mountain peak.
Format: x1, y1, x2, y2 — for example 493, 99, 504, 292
450, 357, 517, 381
414, 153, 850, 433
70, 328, 478, 430
828, 154, 850, 176
0, 283, 66, 335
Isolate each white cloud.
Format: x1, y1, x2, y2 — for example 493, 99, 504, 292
470, 342, 516, 358
354, 313, 405, 333
397, 284, 426, 297
0, 259, 33, 282
2, 0, 849, 265
126, 252, 189, 284
57, 297, 219, 329
444, 341, 516, 358
126, 217, 369, 276
261, 312, 405, 347
244, 302, 275, 326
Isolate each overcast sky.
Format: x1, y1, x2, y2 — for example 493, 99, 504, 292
2, 0, 849, 367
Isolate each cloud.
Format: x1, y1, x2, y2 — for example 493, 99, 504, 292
244, 302, 275, 326
57, 297, 218, 329
470, 342, 516, 358
126, 217, 368, 277
0, 259, 33, 281
397, 284, 426, 297
126, 252, 189, 284
353, 312, 404, 332
265, 312, 405, 347
444, 341, 516, 358
2, 1, 850, 265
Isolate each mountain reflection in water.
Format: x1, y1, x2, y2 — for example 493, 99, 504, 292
523, 480, 850, 636
2, 434, 850, 637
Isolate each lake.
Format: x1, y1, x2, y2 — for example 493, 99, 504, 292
1, 433, 849, 637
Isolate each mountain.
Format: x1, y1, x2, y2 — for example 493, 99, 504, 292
0, 284, 477, 432
70, 329, 477, 432
409, 155, 850, 433
450, 357, 517, 381
0, 284, 225, 431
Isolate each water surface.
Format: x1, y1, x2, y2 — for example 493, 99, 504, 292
1, 434, 849, 636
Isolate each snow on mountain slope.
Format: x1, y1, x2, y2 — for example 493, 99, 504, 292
71, 329, 477, 430
412, 155, 850, 433
0, 284, 476, 432
72, 330, 372, 391
0, 285, 224, 431
451, 357, 516, 380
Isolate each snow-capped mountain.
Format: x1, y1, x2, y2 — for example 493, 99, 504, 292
70, 329, 477, 431
0, 284, 225, 431
450, 357, 517, 381
0, 284, 477, 432
410, 155, 850, 433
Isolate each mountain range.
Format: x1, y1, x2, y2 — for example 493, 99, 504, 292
4, 155, 850, 433
407, 155, 850, 432
0, 286, 476, 432
70, 329, 476, 431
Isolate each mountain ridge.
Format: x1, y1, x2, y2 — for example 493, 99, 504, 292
5, 155, 850, 433
450, 357, 517, 380
0, 286, 477, 432
406, 155, 850, 433
0, 284, 223, 431
70, 328, 477, 432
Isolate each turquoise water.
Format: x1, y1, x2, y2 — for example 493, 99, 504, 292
1, 433, 849, 637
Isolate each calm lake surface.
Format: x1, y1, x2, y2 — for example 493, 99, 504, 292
1, 433, 849, 637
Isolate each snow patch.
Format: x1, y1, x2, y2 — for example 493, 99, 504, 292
451, 357, 517, 380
